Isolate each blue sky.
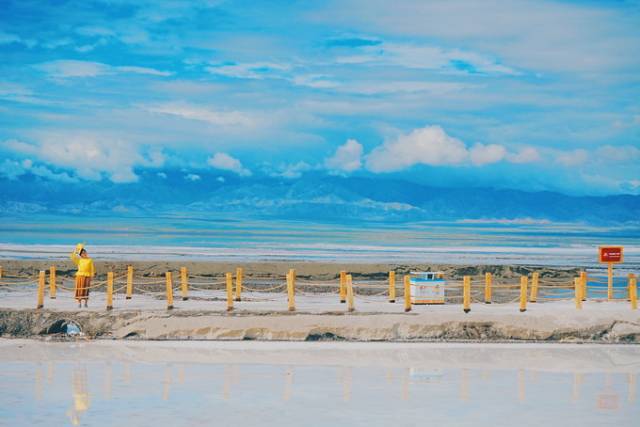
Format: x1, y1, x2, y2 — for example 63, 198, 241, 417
0, 0, 639, 195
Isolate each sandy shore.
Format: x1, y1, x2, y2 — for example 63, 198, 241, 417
2, 339, 639, 372
1, 295, 638, 342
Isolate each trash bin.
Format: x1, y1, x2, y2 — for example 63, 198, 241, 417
410, 271, 446, 304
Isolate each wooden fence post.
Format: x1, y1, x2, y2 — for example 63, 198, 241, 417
126, 265, 133, 299
49, 266, 57, 299
287, 269, 296, 312
580, 271, 587, 301
519, 276, 527, 312
235, 267, 243, 302
388, 271, 396, 303
484, 272, 492, 304
226, 272, 233, 312
630, 277, 637, 310
106, 272, 114, 310
339, 271, 347, 303
180, 267, 189, 301
36, 271, 45, 309
404, 275, 411, 312
165, 271, 174, 310
575, 277, 582, 310
346, 274, 355, 312
463, 276, 471, 313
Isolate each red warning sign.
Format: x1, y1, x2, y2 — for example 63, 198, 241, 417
599, 246, 624, 264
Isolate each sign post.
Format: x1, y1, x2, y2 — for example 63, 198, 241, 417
599, 246, 624, 301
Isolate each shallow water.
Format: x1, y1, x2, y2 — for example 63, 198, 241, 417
1, 214, 639, 268
0, 341, 638, 426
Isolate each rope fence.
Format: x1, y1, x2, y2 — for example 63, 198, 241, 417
0, 265, 637, 313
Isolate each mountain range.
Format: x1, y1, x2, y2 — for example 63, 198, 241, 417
1, 170, 638, 225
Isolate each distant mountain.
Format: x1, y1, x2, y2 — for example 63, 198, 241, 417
1, 171, 638, 224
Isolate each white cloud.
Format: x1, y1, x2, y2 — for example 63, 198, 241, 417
336, 42, 518, 75
292, 74, 340, 89
184, 173, 201, 181
555, 149, 589, 166
366, 126, 468, 172
37, 60, 171, 78
320, 0, 640, 73
5, 135, 164, 183
272, 161, 313, 179
206, 62, 291, 80
364, 125, 548, 172
116, 66, 172, 76
325, 139, 363, 172
334, 81, 475, 95
506, 147, 541, 164
469, 143, 507, 165
157, 172, 167, 179
207, 152, 252, 176
145, 103, 256, 127
595, 145, 640, 163
38, 60, 109, 78
0, 158, 77, 182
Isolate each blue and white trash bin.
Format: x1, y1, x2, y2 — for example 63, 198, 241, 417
410, 271, 446, 304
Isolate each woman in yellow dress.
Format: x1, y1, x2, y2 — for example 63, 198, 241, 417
70, 244, 95, 308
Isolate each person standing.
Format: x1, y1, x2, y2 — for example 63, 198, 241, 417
70, 244, 95, 308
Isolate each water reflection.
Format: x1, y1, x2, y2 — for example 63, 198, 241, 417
103, 362, 112, 400
9, 343, 640, 426
162, 364, 172, 401
283, 367, 294, 401
67, 367, 90, 426
572, 373, 584, 403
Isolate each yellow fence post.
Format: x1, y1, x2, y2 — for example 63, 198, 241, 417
580, 271, 587, 301
180, 267, 188, 301
106, 272, 114, 311
630, 277, 637, 310
49, 266, 57, 299
287, 269, 296, 312
519, 276, 528, 312
165, 271, 174, 310
235, 267, 243, 302
530, 272, 539, 303
346, 274, 355, 312
126, 265, 133, 300
226, 272, 233, 312
484, 272, 492, 304
388, 271, 396, 303
627, 273, 636, 302
463, 276, 471, 313
36, 270, 45, 309
607, 263, 613, 301
574, 278, 582, 310
339, 271, 347, 303
404, 275, 412, 312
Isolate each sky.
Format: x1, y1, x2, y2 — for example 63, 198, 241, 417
0, 0, 639, 196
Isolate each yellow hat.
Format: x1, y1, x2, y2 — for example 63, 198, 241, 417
75, 243, 84, 252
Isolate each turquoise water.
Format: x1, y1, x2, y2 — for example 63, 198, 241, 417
1, 214, 639, 267
1, 341, 638, 427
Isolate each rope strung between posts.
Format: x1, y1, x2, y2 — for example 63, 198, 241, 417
0, 280, 38, 286
241, 283, 287, 292
188, 284, 226, 292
